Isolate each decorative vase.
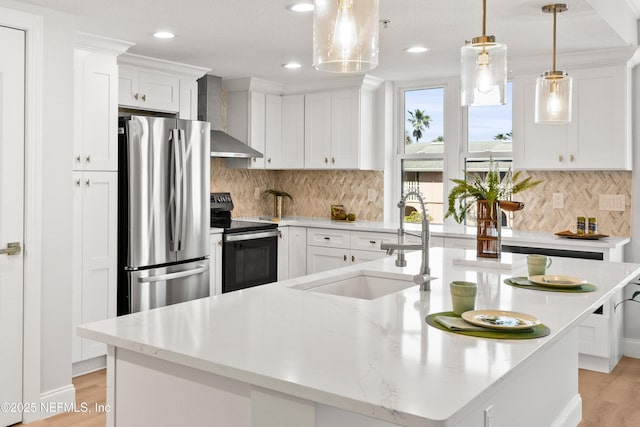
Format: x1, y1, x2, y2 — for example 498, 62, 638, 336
273, 195, 283, 219
476, 200, 501, 258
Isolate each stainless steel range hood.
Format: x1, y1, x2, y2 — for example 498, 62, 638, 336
197, 75, 263, 159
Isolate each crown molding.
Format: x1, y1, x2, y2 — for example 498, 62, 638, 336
510, 46, 640, 75
73, 32, 134, 56
118, 53, 210, 79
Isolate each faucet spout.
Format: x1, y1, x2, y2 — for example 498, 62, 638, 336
381, 190, 434, 289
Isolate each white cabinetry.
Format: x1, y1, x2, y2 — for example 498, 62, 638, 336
118, 53, 209, 118
306, 228, 393, 274
209, 231, 223, 296
72, 34, 129, 368
278, 227, 289, 281
280, 95, 305, 168
288, 226, 308, 279
304, 80, 380, 169
513, 62, 633, 170
72, 171, 117, 363
73, 49, 119, 171
224, 78, 285, 169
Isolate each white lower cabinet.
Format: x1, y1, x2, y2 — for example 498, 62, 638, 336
306, 228, 395, 275
72, 171, 117, 363
209, 231, 223, 296
277, 227, 289, 281
288, 226, 308, 279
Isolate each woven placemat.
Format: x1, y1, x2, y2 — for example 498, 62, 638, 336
504, 277, 597, 293
425, 311, 550, 340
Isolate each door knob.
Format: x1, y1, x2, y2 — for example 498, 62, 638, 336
134, 93, 139, 100
0, 242, 21, 256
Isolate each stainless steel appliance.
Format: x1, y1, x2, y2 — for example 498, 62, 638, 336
210, 193, 279, 293
117, 115, 211, 315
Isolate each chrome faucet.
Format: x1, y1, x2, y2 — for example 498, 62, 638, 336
380, 191, 434, 291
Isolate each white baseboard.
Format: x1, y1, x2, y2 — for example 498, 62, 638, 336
21, 383, 76, 423
72, 355, 106, 377
552, 394, 582, 427
623, 338, 640, 358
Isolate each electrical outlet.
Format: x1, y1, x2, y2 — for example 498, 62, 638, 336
599, 194, 625, 212
367, 188, 376, 202
552, 192, 564, 209
254, 187, 261, 200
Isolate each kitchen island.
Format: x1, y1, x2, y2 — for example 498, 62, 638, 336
78, 249, 639, 427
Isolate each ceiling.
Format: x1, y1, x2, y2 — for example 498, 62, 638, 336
14, 0, 639, 84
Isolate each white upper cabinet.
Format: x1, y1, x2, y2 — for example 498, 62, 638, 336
265, 94, 283, 168
304, 78, 381, 170
280, 94, 305, 169
513, 49, 638, 171
73, 33, 130, 171
117, 53, 209, 117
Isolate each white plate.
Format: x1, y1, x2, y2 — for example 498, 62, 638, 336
528, 275, 585, 288
461, 310, 541, 330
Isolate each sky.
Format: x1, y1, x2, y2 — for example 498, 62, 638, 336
404, 82, 513, 143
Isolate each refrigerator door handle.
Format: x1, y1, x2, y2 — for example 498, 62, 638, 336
178, 128, 188, 252
137, 264, 208, 283
170, 128, 182, 252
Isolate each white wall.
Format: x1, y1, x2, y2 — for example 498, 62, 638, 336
0, 0, 75, 402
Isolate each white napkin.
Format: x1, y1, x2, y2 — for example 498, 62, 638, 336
434, 315, 488, 331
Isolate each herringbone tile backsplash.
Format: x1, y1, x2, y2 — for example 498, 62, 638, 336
211, 159, 631, 237
210, 158, 385, 220
511, 170, 631, 237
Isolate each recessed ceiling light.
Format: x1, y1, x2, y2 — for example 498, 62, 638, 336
283, 62, 302, 69
153, 31, 175, 39
405, 46, 429, 54
289, 3, 314, 12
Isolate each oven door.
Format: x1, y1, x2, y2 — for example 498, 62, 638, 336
223, 229, 278, 293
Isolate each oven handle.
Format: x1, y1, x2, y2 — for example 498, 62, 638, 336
138, 265, 208, 283
224, 229, 280, 242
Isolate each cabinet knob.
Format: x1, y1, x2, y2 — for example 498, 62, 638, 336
570, 154, 575, 162
559, 155, 563, 162
351, 255, 355, 262
141, 94, 146, 102
134, 93, 139, 100
75, 155, 81, 163
331, 157, 335, 164
217, 240, 222, 246
85, 180, 90, 187
343, 254, 347, 261
85, 155, 91, 163
253, 158, 257, 163
268, 158, 271, 163
369, 240, 376, 244
323, 236, 330, 240
324, 157, 328, 164
75, 179, 81, 187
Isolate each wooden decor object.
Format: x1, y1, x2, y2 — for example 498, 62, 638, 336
477, 200, 501, 258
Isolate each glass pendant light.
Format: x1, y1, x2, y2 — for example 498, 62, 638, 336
535, 4, 571, 123
461, 0, 507, 106
313, 0, 379, 73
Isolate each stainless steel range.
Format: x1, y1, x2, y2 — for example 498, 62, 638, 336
210, 193, 279, 293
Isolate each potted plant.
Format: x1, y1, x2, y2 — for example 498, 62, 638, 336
445, 162, 542, 257
262, 189, 293, 219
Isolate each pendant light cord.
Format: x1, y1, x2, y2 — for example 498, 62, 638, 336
482, 0, 487, 37
552, 6, 557, 72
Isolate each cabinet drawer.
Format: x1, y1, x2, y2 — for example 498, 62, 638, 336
306, 228, 350, 249
350, 231, 396, 252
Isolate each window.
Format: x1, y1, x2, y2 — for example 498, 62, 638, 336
395, 81, 514, 226
400, 87, 445, 223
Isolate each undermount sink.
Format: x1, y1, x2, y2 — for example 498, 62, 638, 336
290, 270, 416, 300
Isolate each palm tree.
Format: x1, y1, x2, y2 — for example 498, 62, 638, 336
432, 136, 444, 142
407, 109, 431, 143
493, 130, 513, 141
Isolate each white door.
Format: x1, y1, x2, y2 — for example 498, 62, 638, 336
0, 25, 25, 427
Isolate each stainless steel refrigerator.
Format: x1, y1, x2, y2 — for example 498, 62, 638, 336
117, 115, 210, 315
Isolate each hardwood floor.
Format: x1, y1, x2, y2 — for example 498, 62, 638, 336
12, 357, 640, 426
579, 357, 640, 427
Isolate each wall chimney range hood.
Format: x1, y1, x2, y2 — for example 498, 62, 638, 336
197, 75, 263, 159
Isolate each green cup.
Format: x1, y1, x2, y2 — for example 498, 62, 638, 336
527, 254, 552, 277
450, 281, 477, 315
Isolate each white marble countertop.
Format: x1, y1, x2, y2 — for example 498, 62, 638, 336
226, 216, 630, 250
78, 248, 640, 424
